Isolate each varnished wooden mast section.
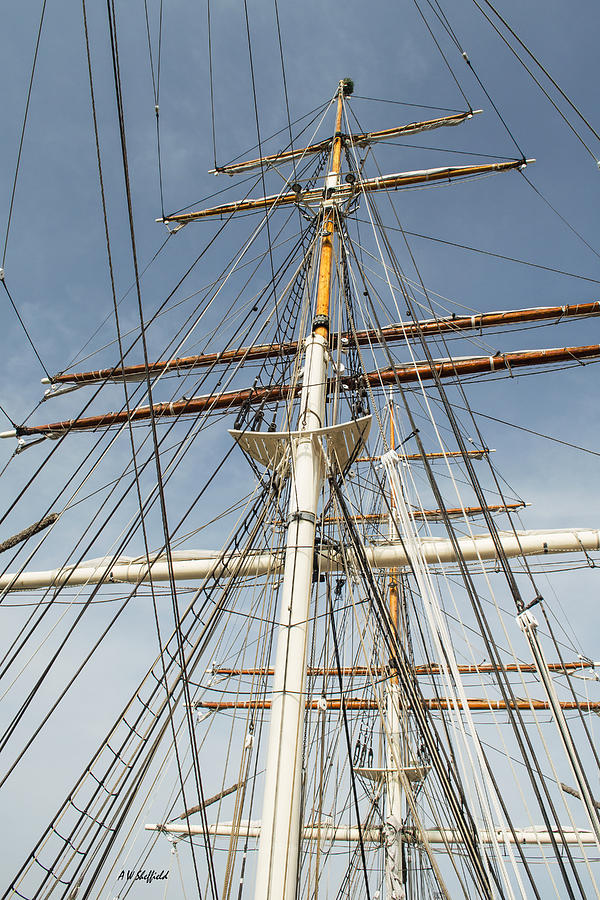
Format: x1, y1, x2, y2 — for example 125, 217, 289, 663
159, 159, 533, 225
197, 699, 600, 712
209, 661, 597, 676
314, 94, 344, 339
13, 343, 600, 438
357, 450, 492, 461
208, 111, 481, 176
314, 503, 527, 523
44, 302, 600, 388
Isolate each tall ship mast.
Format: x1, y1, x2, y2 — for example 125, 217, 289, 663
1, 5, 600, 899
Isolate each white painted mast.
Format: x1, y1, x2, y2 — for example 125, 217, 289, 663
252, 80, 347, 900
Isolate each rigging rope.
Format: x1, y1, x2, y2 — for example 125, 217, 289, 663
417, 0, 526, 158
207, 0, 218, 169
352, 94, 465, 113
1, 0, 48, 268
411, 0, 473, 112
1, 278, 51, 380
353, 218, 600, 284
520, 170, 600, 261
470, 0, 600, 163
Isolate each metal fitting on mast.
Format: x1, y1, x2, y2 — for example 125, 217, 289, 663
312, 314, 329, 333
